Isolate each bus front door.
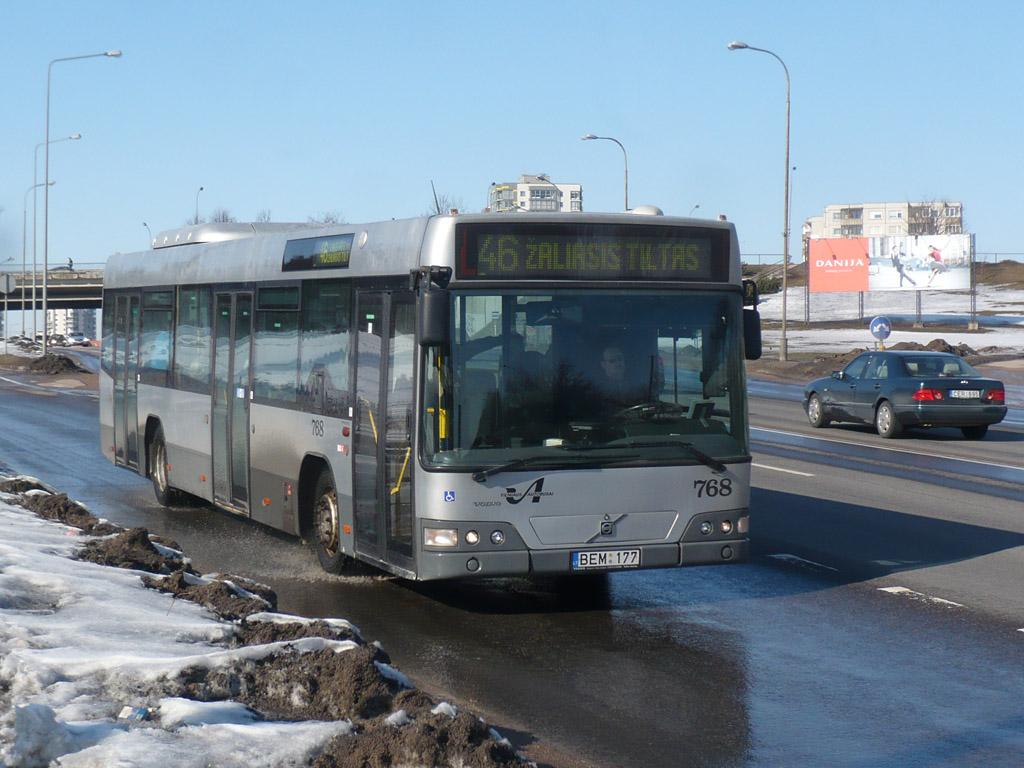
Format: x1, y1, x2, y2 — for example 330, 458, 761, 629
353, 291, 415, 572
212, 293, 253, 513
112, 294, 141, 470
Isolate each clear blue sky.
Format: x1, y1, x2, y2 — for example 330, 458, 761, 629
2, 0, 1023, 271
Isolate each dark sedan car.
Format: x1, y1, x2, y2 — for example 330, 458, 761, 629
802, 350, 1006, 439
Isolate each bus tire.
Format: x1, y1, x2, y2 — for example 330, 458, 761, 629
313, 468, 346, 574
150, 425, 184, 506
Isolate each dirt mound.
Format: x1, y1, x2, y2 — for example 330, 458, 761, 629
143, 570, 278, 620
234, 616, 361, 647
78, 527, 193, 574
889, 338, 977, 356
27, 354, 87, 375
16, 492, 121, 536
313, 699, 520, 768
976, 259, 1024, 289
748, 338, 988, 384
0, 478, 52, 494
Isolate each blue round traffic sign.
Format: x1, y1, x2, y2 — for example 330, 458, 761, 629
870, 316, 892, 341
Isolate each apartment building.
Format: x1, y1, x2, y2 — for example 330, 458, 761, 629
805, 201, 963, 239
487, 174, 583, 213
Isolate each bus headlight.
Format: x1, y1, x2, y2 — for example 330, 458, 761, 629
700, 521, 714, 536
737, 516, 749, 535
720, 520, 733, 534
424, 528, 458, 547
465, 530, 480, 545
490, 530, 505, 546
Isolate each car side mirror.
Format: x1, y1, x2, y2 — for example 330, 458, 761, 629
831, 371, 843, 380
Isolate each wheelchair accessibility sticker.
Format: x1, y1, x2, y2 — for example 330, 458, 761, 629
444, 491, 456, 503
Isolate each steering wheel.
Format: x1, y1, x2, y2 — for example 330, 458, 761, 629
613, 401, 686, 420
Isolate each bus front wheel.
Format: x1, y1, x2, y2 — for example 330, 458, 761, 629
313, 468, 347, 574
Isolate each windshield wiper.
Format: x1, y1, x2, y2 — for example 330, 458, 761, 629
622, 440, 727, 474
471, 451, 639, 483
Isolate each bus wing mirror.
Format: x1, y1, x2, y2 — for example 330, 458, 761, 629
418, 289, 450, 346
743, 308, 762, 360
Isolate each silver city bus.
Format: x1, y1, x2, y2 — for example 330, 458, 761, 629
101, 211, 762, 580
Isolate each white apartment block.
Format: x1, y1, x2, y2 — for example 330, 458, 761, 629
47, 308, 97, 339
804, 201, 963, 240
487, 174, 583, 213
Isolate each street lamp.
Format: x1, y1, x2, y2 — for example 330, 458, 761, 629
24, 180, 55, 339
689, 204, 700, 217
143, 222, 153, 247
728, 40, 791, 361
532, 174, 563, 212
43, 50, 121, 354
195, 186, 204, 224
33, 134, 79, 343
582, 134, 629, 211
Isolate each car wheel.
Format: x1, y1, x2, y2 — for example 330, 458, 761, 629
807, 393, 830, 428
150, 425, 185, 506
961, 424, 988, 440
875, 400, 903, 438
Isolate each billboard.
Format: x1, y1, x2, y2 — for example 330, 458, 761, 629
809, 234, 971, 293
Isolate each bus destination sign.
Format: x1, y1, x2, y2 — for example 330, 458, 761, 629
456, 224, 728, 281
282, 234, 354, 272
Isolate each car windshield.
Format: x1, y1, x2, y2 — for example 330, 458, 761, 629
421, 289, 749, 471
902, 355, 980, 378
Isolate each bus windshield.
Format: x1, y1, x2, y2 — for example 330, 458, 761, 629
421, 289, 749, 471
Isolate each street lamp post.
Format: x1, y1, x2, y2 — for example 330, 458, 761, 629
33, 134, 79, 343
195, 186, 204, 224
24, 181, 55, 339
143, 222, 153, 247
581, 134, 629, 211
728, 40, 791, 361
689, 204, 700, 217
533, 174, 563, 212
43, 50, 121, 354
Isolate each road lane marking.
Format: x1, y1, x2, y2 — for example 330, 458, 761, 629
878, 586, 963, 608
767, 553, 838, 572
753, 426, 1024, 473
752, 462, 814, 477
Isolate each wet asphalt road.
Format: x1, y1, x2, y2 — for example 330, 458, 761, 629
1, 378, 1023, 767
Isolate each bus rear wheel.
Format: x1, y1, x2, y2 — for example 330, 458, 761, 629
313, 468, 347, 574
150, 426, 184, 506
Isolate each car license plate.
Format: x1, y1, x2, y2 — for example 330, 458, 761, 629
949, 389, 981, 399
572, 549, 641, 570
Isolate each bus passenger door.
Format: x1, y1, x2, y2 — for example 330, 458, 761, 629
212, 293, 253, 513
353, 291, 415, 570
112, 294, 141, 470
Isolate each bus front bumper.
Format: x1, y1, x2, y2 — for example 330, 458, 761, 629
416, 539, 749, 581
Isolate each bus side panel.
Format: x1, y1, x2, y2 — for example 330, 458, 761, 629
138, 385, 214, 502
248, 404, 354, 542
99, 371, 115, 465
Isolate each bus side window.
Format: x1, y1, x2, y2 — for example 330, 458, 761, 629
301, 280, 352, 416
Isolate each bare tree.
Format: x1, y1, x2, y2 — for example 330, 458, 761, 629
307, 211, 346, 226
425, 193, 466, 216
255, 209, 272, 223
209, 208, 237, 223
185, 214, 204, 226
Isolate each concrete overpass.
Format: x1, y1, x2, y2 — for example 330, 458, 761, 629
0, 267, 103, 311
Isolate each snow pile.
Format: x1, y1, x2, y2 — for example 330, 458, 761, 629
0, 476, 528, 768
